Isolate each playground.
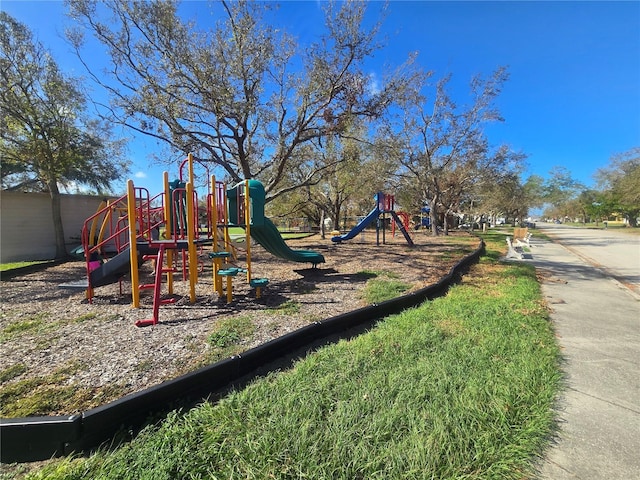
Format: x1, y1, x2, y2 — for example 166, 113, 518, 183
0, 154, 484, 417
1, 230, 478, 417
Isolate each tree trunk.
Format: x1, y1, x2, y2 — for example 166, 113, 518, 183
48, 181, 67, 259
320, 209, 326, 239
332, 199, 342, 233
429, 196, 439, 236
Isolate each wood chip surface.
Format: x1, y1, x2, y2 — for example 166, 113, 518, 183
0, 231, 478, 416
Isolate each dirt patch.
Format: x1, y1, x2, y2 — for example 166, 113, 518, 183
0, 231, 479, 417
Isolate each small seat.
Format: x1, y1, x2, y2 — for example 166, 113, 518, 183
217, 268, 240, 276
250, 278, 269, 298
217, 268, 240, 302
208, 251, 231, 259
210, 252, 233, 295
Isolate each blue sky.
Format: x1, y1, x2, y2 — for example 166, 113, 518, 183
3, 1, 639, 195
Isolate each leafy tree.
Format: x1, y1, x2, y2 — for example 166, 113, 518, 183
0, 12, 128, 258
542, 166, 584, 209
595, 147, 640, 227
522, 174, 546, 212
310, 133, 393, 236
392, 67, 522, 235
576, 189, 613, 224
440, 144, 526, 233
302, 138, 363, 237
538, 167, 585, 222
481, 173, 538, 226
480, 173, 545, 226
67, 0, 416, 202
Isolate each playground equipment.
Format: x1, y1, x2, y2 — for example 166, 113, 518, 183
81, 154, 206, 326
331, 192, 414, 247
79, 155, 324, 326
210, 179, 324, 302
419, 206, 432, 229
210, 177, 256, 303
391, 211, 411, 238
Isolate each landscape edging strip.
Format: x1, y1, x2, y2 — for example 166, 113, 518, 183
0, 240, 484, 463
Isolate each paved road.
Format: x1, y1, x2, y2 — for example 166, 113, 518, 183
539, 224, 640, 298
525, 223, 640, 479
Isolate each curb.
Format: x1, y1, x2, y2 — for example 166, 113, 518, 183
1, 240, 484, 463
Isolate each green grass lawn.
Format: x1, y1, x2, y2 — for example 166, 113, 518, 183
360, 270, 411, 304
0, 260, 52, 272
19, 232, 561, 480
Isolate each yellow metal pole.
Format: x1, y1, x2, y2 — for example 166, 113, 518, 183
211, 175, 221, 294
244, 180, 252, 284
188, 152, 195, 187
127, 180, 141, 308
97, 200, 111, 247
89, 200, 106, 247
186, 181, 197, 303
163, 171, 174, 295
226, 276, 232, 303
187, 152, 200, 289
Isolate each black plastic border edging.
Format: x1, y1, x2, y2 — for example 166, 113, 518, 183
1, 240, 485, 464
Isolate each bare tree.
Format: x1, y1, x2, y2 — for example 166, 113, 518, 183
391, 67, 519, 235
481, 172, 540, 226
67, 0, 415, 202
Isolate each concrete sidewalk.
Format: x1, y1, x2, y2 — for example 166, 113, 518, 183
519, 231, 640, 479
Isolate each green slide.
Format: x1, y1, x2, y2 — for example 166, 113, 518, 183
228, 178, 324, 266
249, 217, 325, 266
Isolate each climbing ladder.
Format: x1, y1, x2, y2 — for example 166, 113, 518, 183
135, 243, 180, 327
378, 193, 414, 247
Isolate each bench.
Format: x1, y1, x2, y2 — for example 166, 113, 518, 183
513, 227, 528, 241
515, 232, 533, 248
506, 236, 524, 259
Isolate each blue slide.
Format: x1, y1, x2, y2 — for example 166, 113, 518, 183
331, 206, 380, 243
